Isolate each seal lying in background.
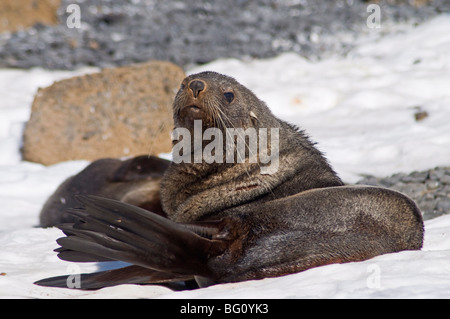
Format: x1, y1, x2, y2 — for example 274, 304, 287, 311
35, 71, 424, 290
39, 155, 170, 228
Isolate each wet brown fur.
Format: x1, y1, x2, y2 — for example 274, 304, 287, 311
36, 72, 424, 290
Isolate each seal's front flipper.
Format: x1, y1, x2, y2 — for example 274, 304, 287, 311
34, 265, 194, 290
48, 195, 232, 283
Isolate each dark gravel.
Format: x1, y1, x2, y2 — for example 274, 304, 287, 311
0, 0, 450, 70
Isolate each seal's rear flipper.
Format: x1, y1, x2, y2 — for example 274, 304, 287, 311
37, 195, 232, 288
34, 265, 194, 290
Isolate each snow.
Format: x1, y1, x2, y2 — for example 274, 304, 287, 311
1, 15, 450, 298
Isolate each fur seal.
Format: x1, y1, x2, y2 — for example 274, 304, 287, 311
39, 155, 170, 228
35, 71, 424, 290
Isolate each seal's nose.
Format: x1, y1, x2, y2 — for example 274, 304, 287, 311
189, 80, 205, 98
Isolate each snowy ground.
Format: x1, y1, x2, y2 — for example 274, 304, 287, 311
1, 15, 450, 298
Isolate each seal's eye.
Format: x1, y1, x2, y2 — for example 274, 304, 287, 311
224, 92, 234, 103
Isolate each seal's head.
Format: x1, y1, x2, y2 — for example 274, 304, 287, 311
173, 72, 274, 132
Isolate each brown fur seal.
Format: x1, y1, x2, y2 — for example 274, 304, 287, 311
35, 71, 423, 290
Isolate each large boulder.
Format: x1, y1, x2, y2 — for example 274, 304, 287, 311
23, 61, 184, 165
